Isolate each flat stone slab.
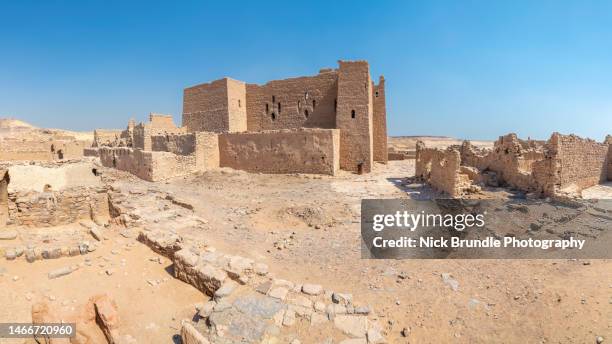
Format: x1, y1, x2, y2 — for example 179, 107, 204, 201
0, 230, 18, 240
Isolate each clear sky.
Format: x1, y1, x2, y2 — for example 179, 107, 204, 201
1, 1, 611, 140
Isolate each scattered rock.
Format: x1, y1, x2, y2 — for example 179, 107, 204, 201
48, 266, 74, 279
0, 230, 18, 240
302, 283, 323, 295
441, 273, 459, 291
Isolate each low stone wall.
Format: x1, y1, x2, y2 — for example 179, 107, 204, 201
99, 147, 198, 182
7, 186, 109, 227
219, 129, 340, 175
548, 133, 609, 194
415, 142, 475, 197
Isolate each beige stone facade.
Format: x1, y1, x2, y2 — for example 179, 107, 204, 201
218, 129, 340, 175
182, 60, 387, 173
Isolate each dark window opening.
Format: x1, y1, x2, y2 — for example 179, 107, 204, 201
334, 99, 337, 112
57, 150, 64, 159
278, 102, 281, 113
112, 156, 117, 168
265, 103, 269, 113
271, 112, 276, 121
304, 109, 309, 118
238, 99, 241, 107
351, 110, 356, 118
50, 144, 55, 152
375, 91, 379, 97
312, 99, 316, 109
92, 168, 99, 176
272, 95, 276, 103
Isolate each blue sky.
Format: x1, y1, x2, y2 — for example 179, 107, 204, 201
1, 1, 611, 140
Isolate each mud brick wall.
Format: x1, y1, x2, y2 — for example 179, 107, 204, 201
183, 78, 247, 133
245, 71, 338, 132
372, 76, 388, 163
99, 147, 198, 182
7, 187, 109, 227
93, 129, 122, 147
218, 129, 340, 175
550, 133, 608, 192
149, 113, 178, 129
0, 139, 87, 161
460, 135, 544, 192
336, 61, 374, 173
0, 169, 8, 226
151, 133, 196, 156
416, 143, 471, 197
194, 132, 219, 170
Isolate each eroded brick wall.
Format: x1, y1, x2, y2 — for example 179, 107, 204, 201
218, 129, 340, 175
415, 142, 470, 197
194, 132, 219, 170
151, 133, 196, 156
7, 187, 109, 227
549, 133, 608, 192
99, 147, 198, 182
372, 76, 388, 163
0, 169, 8, 226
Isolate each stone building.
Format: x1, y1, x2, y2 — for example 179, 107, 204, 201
182, 60, 387, 173
96, 61, 388, 180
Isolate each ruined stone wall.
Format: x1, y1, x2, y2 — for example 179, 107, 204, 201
93, 129, 122, 147
99, 147, 198, 182
218, 129, 340, 175
245, 71, 338, 132
548, 133, 608, 193
372, 76, 388, 163
0, 169, 8, 226
132, 124, 150, 151
460, 135, 545, 192
151, 133, 196, 156
7, 186, 109, 227
0, 139, 87, 161
415, 143, 471, 197
336, 61, 373, 173
183, 78, 246, 133
149, 113, 177, 129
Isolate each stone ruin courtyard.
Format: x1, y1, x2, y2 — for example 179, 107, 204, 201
0, 62, 611, 344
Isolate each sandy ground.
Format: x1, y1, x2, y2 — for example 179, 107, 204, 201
1, 158, 611, 343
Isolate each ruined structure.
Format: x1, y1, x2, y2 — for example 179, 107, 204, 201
94, 61, 388, 180
0, 161, 109, 227
416, 133, 612, 198
183, 60, 387, 173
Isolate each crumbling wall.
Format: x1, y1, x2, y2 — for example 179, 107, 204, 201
336, 61, 374, 173
0, 169, 8, 226
7, 187, 109, 227
372, 76, 388, 163
99, 148, 198, 182
245, 71, 338, 132
545, 133, 609, 194
149, 113, 178, 129
93, 129, 122, 147
0, 139, 87, 161
415, 142, 474, 197
218, 129, 340, 175
460, 134, 545, 191
151, 133, 196, 156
